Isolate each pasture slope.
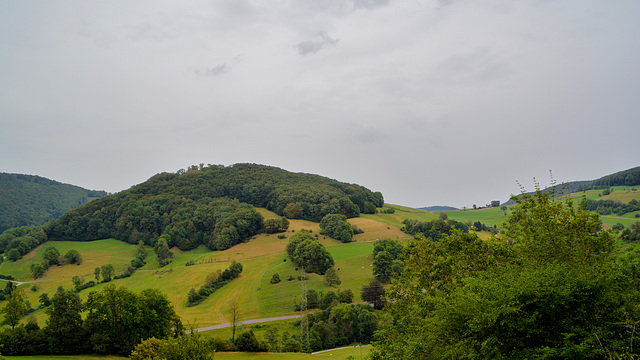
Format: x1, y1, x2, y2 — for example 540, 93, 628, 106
0, 208, 411, 329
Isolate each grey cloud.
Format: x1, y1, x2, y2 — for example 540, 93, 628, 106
433, 47, 511, 85
353, 0, 390, 10
295, 32, 340, 56
194, 64, 227, 77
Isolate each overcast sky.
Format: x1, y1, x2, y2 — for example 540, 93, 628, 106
1, 0, 639, 208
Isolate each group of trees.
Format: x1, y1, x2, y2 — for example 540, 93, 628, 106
30, 247, 82, 279
319, 214, 354, 243
620, 221, 640, 242
44, 196, 265, 252
306, 303, 378, 352
0, 285, 182, 356
38, 164, 382, 252
264, 217, 290, 234
0, 226, 48, 262
286, 232, 334, 275
187, 261, 244, 306
295, 289, 354, 311
372, 186, 640, 359
586, 198, 640, 216
371, 239, 403, 283
402, 217, 469, 240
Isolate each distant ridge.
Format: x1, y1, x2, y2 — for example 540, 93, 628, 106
0, 173, 107, 232
419, 205, 459, 212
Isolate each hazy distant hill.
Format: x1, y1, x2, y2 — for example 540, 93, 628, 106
0, 173, 107, 232
44, 163, 384, 250
419, 206, 459, 212
504, 166, 640, 205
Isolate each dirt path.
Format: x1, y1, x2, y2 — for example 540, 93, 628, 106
193, 314, 301, 333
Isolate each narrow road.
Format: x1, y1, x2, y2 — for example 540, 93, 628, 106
193, 314, 302, 333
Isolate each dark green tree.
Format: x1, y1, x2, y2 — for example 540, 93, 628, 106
287, 232, 334, 275
100, 264, 114, 282
44, 288, 84, 354
319, 214, 353, 243
7, 249, 20, 262
361, 281, 385, 310
1, 289, 28, 330
324, 267, 341, 287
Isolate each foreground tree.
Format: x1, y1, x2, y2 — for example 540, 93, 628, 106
372, 182, 639, 359
1, 289, 28, 330
84, 284, 182, 355
44, 289, 84, 354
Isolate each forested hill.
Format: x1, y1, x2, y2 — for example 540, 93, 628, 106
0, 173, 107, 233
44, 163, 384, 251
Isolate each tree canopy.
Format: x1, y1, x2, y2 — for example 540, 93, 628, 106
373, 184, 639, 359
39, 164, 383, 252
286, 231, 334, 275
0, 173, 107, 233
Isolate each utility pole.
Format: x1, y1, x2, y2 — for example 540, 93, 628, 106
300, 267, 309, 352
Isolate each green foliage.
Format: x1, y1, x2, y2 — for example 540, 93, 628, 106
306, 303, 377, 352
235, 330, 268, 352
0, 173, 107, 233
372, 239, 404, 283
402, 217, 469, 240
372, 183, 639, 360
30, 262, 45, 279
99, 264, 115, 282
130, 334, 215, 360
42, 246, 60, 266
187, 261, 244, 306
0, 226, 48, 256
1, 289, 29, 330
84, 284, 183, 355
324, 267, 341, 287
286, 231, 334, 275
44, 288, 84, 354
270, 272, 281, 284
319, 214, 353, 243
62, 249, 82, 265
620, 221, 640, 242
265, 217, 290, 234
42, 164, 383, 252
6, 249, 20, 262
361, 281, 385, 310
154, 237, 173, 267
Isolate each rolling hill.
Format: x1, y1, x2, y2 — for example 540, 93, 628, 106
0, 173, 107, 233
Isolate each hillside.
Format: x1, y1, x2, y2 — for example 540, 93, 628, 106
503, 166, 640, 205
43, 163, 384, 250
0, 173, 107, 233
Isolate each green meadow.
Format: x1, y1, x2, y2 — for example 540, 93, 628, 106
0, 209, 398, 329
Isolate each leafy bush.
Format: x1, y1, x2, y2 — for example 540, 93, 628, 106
270, 273, 281, 284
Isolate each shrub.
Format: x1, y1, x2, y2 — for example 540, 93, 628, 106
270, 273, 281, 284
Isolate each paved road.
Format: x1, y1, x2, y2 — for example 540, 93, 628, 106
193, 314, 302, 333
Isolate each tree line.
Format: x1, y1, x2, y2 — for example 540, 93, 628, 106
0, 285, 182, 356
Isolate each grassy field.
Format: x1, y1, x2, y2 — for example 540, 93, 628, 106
0, 209, 395, 328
